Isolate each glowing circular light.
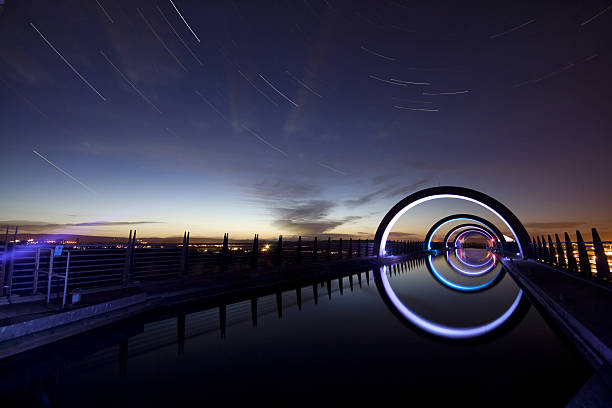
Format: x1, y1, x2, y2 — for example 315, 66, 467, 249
373, 187, 532, 260
378, 264, 524, 339
379, 196, 522, 256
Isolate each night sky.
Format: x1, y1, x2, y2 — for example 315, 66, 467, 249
1, 0, 611, 239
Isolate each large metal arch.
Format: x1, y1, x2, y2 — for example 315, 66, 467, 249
443, 223, 500, 249
373, 186, 532, 259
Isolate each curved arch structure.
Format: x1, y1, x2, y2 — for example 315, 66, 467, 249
442, 223, 501, 249
373, 186, 531, 259
424, 214, 507, 251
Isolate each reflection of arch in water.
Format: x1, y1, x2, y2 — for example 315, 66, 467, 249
426, 254, 504, 292
447, 249, 496, 275
375, 263, 530, 340
373, 187, 531, 259
446, 225, 497, 249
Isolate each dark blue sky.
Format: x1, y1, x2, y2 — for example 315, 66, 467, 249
0, 0, 611, 239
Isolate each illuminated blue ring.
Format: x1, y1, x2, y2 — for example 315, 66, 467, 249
379, 265, 524, 339
373, 187, 532, 259
446, 250, 497, 276
427, 255, 502, 292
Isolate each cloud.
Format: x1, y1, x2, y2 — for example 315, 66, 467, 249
345, 178, 429, 208
524, 221, 586, 230
0, 220, 164, 233
272, 200, 361, 235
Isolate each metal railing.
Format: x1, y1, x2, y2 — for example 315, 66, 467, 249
0, 228, 423, 300
529, 228, 611, 282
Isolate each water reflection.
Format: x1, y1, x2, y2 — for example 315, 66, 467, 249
376, 250, 530, 340
0, 252, 593, 406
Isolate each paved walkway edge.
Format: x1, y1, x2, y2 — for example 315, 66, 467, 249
502, 259, 612, 369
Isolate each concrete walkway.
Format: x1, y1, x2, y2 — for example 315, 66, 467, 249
502, 258, 612, 407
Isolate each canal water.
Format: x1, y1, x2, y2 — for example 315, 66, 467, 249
0, 251, 593, 406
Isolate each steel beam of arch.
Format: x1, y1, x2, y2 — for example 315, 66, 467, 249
373, 186, 532, 259
442, 223, 501, 249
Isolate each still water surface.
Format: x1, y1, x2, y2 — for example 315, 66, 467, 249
1, 251, 593, 406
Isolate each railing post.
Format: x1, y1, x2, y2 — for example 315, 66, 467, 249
592, 228, 610, 281
275, 235, 283, 267
540, 235, 549, 263
123, 230, 133, 286
180, 231, 186, 276
221, 233, 229, 271
547, 235, 556, 265
555, 234, 566, 268
312, 236, 318, 262
296, 236, 302, 263
32, 247, 41, 294
181, 231, 190, 277
326, 237, 331, 261
338, 238, 343, 260
250, 234, 259, 268
62, 251, 70, 308
533, 236, 540, 261
6, 226, 18, 297
564, 232, 577, 272
0, 226, 9, 296
356, 239, 361, 257
576, 230, 591, 277
348, 238, 353, 259
46, 249, 54, 304
130, 230, 136, 282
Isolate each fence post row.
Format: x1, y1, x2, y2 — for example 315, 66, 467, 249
312, 236, 318, 262
532, 228, 610, 282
